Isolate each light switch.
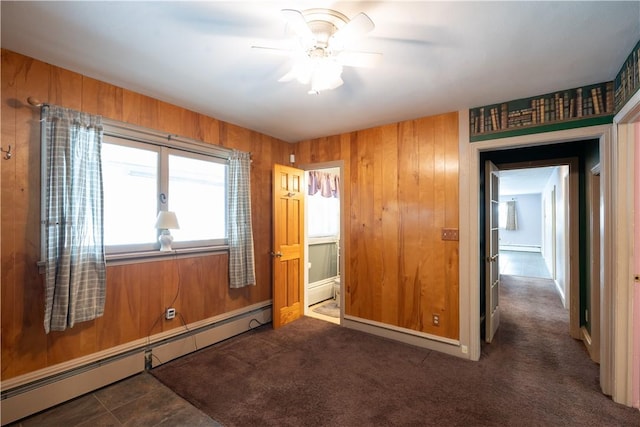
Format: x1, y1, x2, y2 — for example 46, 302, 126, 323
441, 228, 459, 241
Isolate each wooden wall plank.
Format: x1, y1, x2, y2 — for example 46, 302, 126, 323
122, 90, 159, 130
347, 133, 360, 314
370, 127, 384, 321
443, 113, 460, 338
417, 117, 440, 333
251, 134, 274, 301
1, 50, 20, 379
47, 321, 96, 366
82, 76, 123, 120
96, 264, 142, 350
397, 120, 419, 330
198, 115, 220, 145
339, 134, 351, 310
380, 124, 399, 325
10, 53, 50, 376
158, 101, 184, 137
49, 67, 82, 110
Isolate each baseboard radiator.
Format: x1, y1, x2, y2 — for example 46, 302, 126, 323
0, 302, 271, 425
499, 244, 541, 253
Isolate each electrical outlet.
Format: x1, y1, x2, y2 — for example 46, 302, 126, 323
165, 308, 176, 320
432, 314, 440, 326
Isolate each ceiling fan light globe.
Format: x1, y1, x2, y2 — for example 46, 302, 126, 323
309, 60, 343, 93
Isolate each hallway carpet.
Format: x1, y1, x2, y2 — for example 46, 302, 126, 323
151, 275, 640, 426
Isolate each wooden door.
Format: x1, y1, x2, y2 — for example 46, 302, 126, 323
272, 164, 305, 328
485, 160, 500, 342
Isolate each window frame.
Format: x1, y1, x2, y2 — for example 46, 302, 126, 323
41, 117, 234, 265
165, 147, 228, 250
102, 136, 162, 254
101, 120, 231, 257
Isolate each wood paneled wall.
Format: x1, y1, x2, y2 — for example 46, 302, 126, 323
0, 50, 290, 380
294, 113, 460, 339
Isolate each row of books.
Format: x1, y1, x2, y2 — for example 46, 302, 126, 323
614, 41, 640, 111
470, 83, 613, 135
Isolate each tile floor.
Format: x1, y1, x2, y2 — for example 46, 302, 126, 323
7, 373, 221, 427
8, 250, 546, 426
306, 298, 340, 325
499, 250, 552, 279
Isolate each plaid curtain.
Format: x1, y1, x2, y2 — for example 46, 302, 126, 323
43, 105, 106, 333
227, 151, 256, 288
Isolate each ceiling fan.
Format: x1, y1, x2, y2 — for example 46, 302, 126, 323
253, 8, 382, 94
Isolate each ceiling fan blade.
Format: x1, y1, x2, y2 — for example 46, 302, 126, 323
281, 9, 315, 48
336, 51, 382, 68
330, 12, 375, 46
251, 46, 294, 56
278, 69, 301, 83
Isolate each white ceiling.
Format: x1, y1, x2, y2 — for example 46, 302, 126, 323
499, 167, 557, 196
2, 1, 639, 143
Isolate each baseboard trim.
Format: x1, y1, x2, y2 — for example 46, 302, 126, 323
499, 245, 541, 253
1, 302, 272, 425
554, 279, 567, 308
342, 316, 467, 359
580, 326, 600, 364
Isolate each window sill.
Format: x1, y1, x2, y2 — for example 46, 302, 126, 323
106, 246, 229, 266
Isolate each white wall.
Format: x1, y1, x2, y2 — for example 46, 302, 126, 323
499, 193, 542, 250
541, 165, 569, 298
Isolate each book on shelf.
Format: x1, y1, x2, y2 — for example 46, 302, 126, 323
591, 88, 601, 115
501, 103, 508, 130
576, 88, 583, 118
490, 107, 499, 131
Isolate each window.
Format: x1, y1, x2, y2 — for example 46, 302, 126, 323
498, 202, 507, 229
167, 151, 226, 244
102, 130, 228, 254
102, 140, 159, 248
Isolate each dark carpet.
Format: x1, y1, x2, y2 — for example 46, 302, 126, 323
151, 275, 640, 426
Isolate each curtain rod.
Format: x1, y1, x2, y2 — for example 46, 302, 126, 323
26, 96, 249, 159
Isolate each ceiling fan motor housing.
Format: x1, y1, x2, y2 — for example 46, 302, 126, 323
302, 8, 349, 50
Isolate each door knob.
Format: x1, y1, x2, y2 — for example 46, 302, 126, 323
271, 251, 283, 258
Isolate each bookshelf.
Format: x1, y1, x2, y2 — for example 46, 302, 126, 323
469, 81, 614, 142
614, 39, 640, 113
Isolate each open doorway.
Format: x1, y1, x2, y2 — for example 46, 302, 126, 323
480, 138, 601, 363
303, 166, 342, 325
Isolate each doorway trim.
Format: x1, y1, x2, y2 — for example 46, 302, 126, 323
584, 163, 601, 363
611, 90, 640, 406
459, 117, 615, 394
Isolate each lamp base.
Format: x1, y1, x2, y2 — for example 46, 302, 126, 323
159, 230, 174, 252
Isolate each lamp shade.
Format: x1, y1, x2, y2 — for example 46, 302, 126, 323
155, 211, 180, 230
